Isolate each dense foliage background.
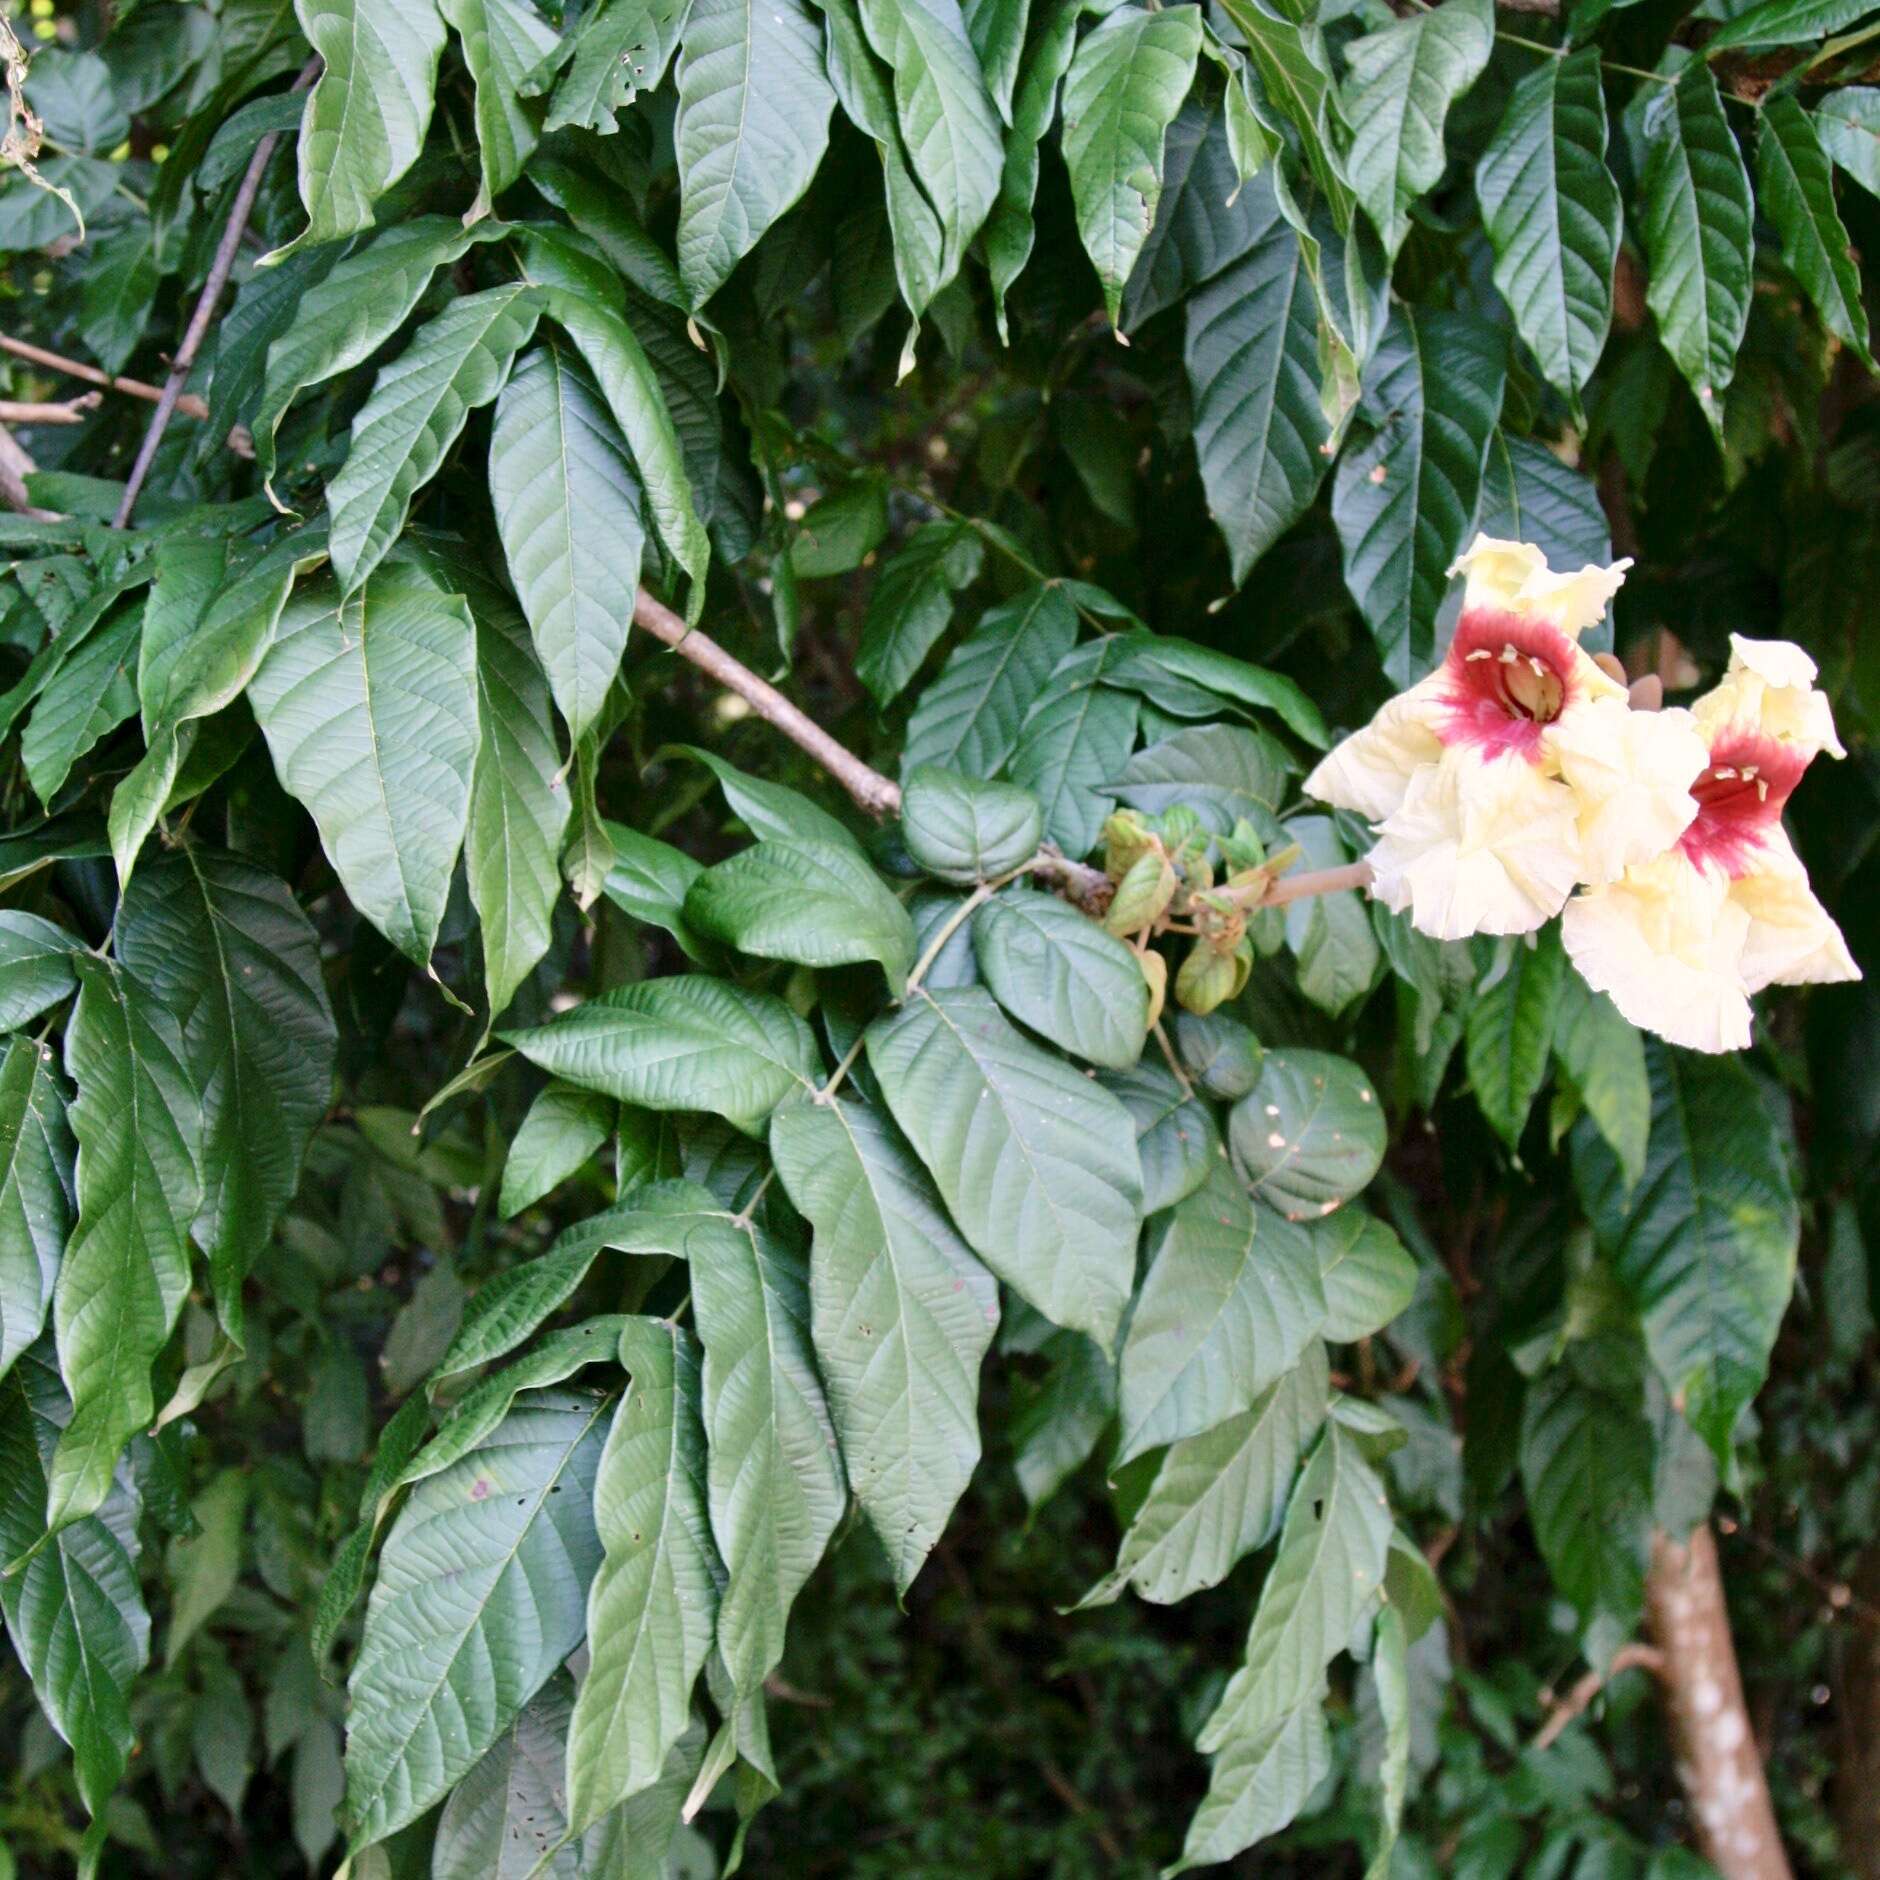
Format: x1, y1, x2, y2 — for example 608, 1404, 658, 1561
0, 0, 1876, 1873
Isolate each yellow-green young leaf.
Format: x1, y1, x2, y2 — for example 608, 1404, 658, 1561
275, 0, 449, 261
1060, 4, 1205, 326
500, 1084, 614, 1218
490, 342, 646, 747
1080, 1345, 1329, 1609
866, 986, 1143, 1351
1008, 637, 1141, 859
1227, 1049, 1386, 1223
903, 585, 1080, 780
567, 1318, 721, 1829
855, 520, 985, 705
1312, 1210, 1416, 1344
771, 1097, 998, 1592
440, 0, 558, 211
1341, 0, 1492, 262
1571, 1041, 1799, 1464
1552, 970, 1648, 1193
972, 889, 1149, 1069
1098, 1058, 1218, 1216
1757, 94, 1877, 371
503, 977, 820, 1135
467, 596, 571, 1022
1118, 1160, 1325, 1462
857, 0, 1005, 281
674, 0, 836, 309
683, 838, 917, 995
1636, 66, 1752, 435
254, 218, 511, 489
433, 1673, 582, 1880
343, 1388, 610, 1852
901, 767, 1042, 884
326, 285, 545, 596
1331, 305, 1505, 683
1464, 927, 1567, 1152
47, 959, 200, 1535
0, 1354, 150, 1818
0, 910, 82, 1032
0, 1041, 71, 1384
247, 564, 479, 969
591, 1183, 847, 1697
116, 850, 336, 1346
1475, 47, 1620, 408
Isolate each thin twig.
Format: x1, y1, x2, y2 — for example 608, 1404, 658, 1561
0, 334, 212, 420
112, 57, 318, 528
1259, 859, 1374, 908
0, 392, 100, 424
1531, 1643, 1667, 1751
0, 420, 56, 519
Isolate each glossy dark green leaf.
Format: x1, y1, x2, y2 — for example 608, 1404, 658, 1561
855, 521, 985, 705
1007, 637, 1140, 859
1227, 1049, 1386, 1223
1553, 971, 1649, 1193
1704, 0, 1876, 54
1098, 1058, 1219, 1216
0, 1042, 71, 1385
1110, 723, 1290, 836
901, 766, 1042, 883
985, 0, 1081, 335
1464, 928, 1566, 1151
1758, 94, 1876, 370
972, 888, 1149, 1069
0, 911, 82, 1032
441, 0, 559, 210
500, 1085, 614, 1218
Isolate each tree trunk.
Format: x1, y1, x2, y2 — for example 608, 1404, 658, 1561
1646, 1526, 1794, 1880
1832, 1545, 1880, 1880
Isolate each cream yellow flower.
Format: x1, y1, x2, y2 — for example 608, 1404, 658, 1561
1545, 697, 1709, 885
1562, 636, 1858, 1051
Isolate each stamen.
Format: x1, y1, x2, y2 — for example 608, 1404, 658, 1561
1740, 764, 1758, 780
1757, 779, 1768, 801
1465, 648, 1493, 662
1714, 767, 1737, 780
1499, 644, 1519, 664
1528, 656, 1546, 678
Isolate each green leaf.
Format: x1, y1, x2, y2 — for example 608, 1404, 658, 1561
503, 977, 820, 1134
0, 911, 82, 1031
1010, 1325, 1116, 1508
1216, 0, 1354, 225
1199, 1419, 1390, 1745
466, 595, 572, 1021
771, 1096, 997, 1592
902, 585, 1079, 779
77, 228, 156, 377
490, 344, 646, 745
1814, 86, 1880, 200
985, 0, 1081, 337
1469, 431, 1613, 645
327, 285, 545, 595
1175, 1010, 1264, 1099
1464, 929, 1566, 1152
1520, 1339, 1654, 1654
901, 766, 1043, 883
546, 0, 687, 135
0, 1355, 149, 1817
1636, 65, 1754, 434
1331, 306, 1506, 683
1282, 815, 1379, 1016
1704, 0, 1876, 54
663, 744, 860, 851
1312, 1211, 1416, 1344
601, 822, 713, 963
274, 0, 449, 260
164, 1469, 247, 1667
1340, 0, 1492, 262
1552, 972, 1649, 1194
1097, 1058, 1219, 1216
433, 1674, 582, 1880
1572, 1042, 1799, 1463
21, 602, 140, 808
1080, 1345, 1328, 1607
685, 838, 916, 994
1169, 1692, 1331, 1876
790, 477, 891, 578
0, 1041, 71, 1384
866, 986, 1143, 1350
343, 1388, 610, 1851
1757, 94, 1876, 370
440, 0, 559, 211
1110, 723, 1289, 836
972, 888, 1149, 1069
673, 0, 837, 308
962, 0, 1029, 120
115, 850, 337, 1345
601, 1184, 847, 1696
1108, 639, 1325, 753
858, 0, 1005, 281
1475, 47, 1621, 408
501, 1085, 614, 1218
254, 218, 509, 490
1363, 1605, 1411, 1880
1008, 638, 1141, 859
24, 50, 130, 155
45, 960, 200, 1536
1061, 4, 1207, 326
567, 1318, 720, 1829
1227, 1049, 1386, 1223
1118, 1160, 1325, 1461
1184, 183, 1331, 586
247, 563, 479, 968
855, 521, 985, 705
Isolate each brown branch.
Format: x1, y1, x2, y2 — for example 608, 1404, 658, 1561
1531, 1643, 1667, 1751
112, 56, 318, 529
0, 392, 100, 424
1, 334, 210, 420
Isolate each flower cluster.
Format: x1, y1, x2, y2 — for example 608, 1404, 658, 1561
1306, 536, 1859, 1052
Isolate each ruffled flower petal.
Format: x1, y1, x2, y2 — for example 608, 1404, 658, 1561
1543, 698, 1708, 884
1449, 533, 1633, 639
1692, 633, 1845, 762
1727, 830, 1862, 992
1368, 747, 1583, 941
1561, 856, 1755, 1054
1302, 687, 1446, 822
